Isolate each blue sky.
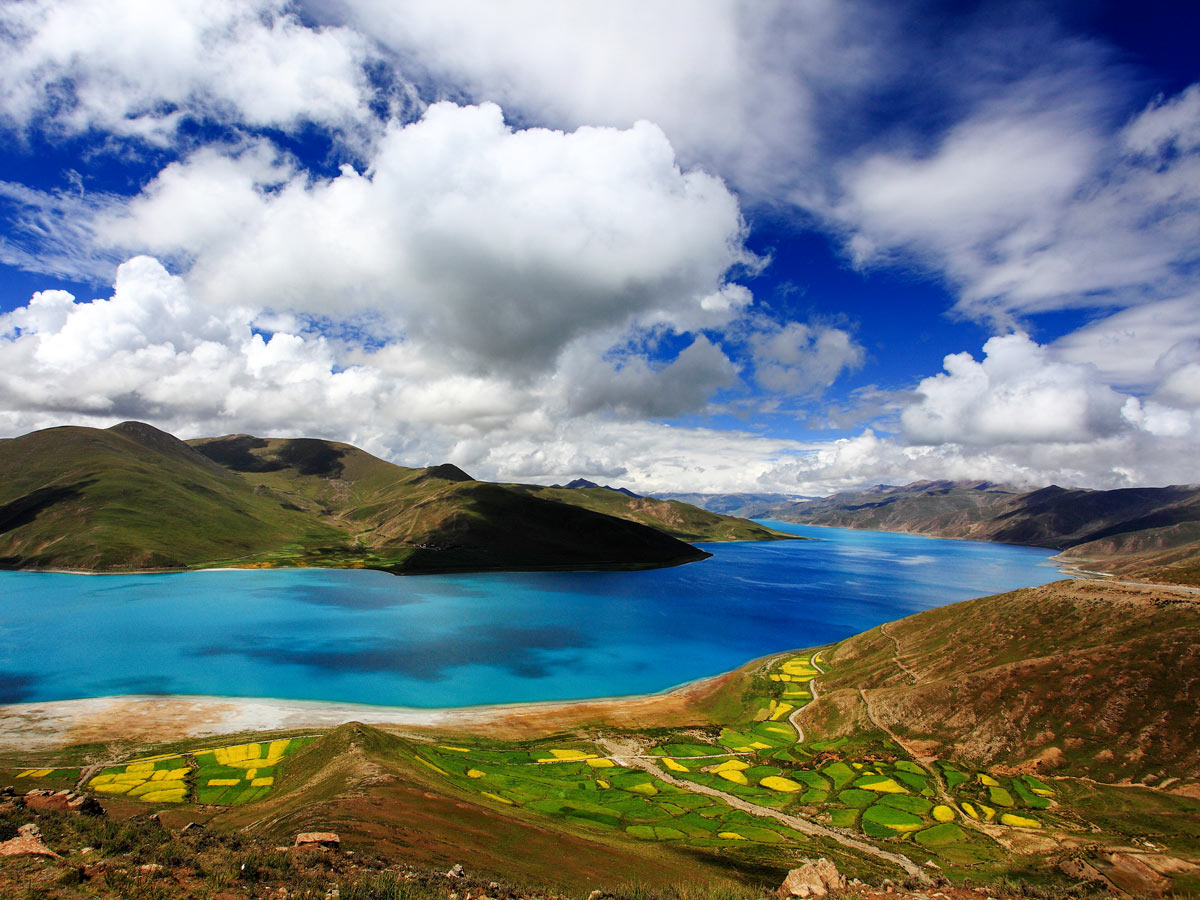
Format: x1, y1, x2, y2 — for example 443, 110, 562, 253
0, 0, 1197, 494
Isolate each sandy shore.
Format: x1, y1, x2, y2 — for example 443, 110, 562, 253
0, 663, 749, 752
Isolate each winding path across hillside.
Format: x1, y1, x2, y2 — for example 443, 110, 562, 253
786, 652, 825, 742
596, 733, 928, 881
595, 651, 929, 882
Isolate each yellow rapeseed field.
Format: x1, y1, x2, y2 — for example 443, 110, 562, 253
708, 760, 749, 773
548, 749, 594, 761
759, 775, 802, 792
1000, 813, 1041, 828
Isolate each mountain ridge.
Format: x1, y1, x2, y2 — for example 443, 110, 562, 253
0, 421, 788, 576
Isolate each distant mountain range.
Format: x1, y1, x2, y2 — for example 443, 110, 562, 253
750, 480, 1200, 584
0, 422, 794, 576
652, 491, 816, 515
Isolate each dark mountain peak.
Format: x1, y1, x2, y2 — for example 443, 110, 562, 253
965, 480, 1015, 492
192, 435, 278, 472
552, 480, 643, 501
424, 463, 473, 482
555, 478, 641, 498
1021, 484, 1077, 503
274, 438, 346, 477
190, 435, 346, 477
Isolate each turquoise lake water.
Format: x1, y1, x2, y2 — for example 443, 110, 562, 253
0, 522, 1061, 708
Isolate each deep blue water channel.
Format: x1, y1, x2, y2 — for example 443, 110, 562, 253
0, 522, 1061, 708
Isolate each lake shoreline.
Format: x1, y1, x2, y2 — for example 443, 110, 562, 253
1, 523, 1065, 740
0, 659, 760, 751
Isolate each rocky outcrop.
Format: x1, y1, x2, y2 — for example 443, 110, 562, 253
23, 788, 103, 815
294, 832, 340, 850
1060, 852, 1174, 898
0, 823, 61, 858
778, 858, 846, 899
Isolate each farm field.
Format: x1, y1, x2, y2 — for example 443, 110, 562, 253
3, 651, 1059, 872
83, 738, 316, 806
399, 651, 1067, 877
18, 652, 1054, 863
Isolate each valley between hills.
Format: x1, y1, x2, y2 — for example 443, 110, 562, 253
0, 423, 1198, 899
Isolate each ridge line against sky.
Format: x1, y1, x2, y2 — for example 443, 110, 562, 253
0, 0, 1197, 495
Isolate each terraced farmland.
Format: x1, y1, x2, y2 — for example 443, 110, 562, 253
14, 767, 79, 782
91, 755, 190, 803
86, 737, 316, 806
0, 650, 1064, 881
398, 650, 1059, 871
407, 742, 803, 846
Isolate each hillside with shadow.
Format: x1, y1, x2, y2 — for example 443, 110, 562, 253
0, 421, 772, 575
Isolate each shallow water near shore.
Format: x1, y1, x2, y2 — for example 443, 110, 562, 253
0, 522, 1060, 708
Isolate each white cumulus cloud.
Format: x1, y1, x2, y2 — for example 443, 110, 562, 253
0, 256, 786, 489
99, 102, 756, 374
901, 333, 1128, 446
310, 0, 889, 199
0, 0, 385, 143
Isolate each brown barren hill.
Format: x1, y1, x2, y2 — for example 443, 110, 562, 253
799, 578, 1200, 784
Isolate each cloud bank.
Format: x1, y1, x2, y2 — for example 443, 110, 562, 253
3, 260, 1195, 494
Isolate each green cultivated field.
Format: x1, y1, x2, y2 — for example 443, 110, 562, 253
393, 651, 1075, 877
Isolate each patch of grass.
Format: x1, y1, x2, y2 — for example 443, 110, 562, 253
876, 793, 932, 816
988, 785, 1015, 808
822, 762, 856, 789
836, 789, 877, 808
915, 823, 967, 846
861, 804, 924, 838
1011, 779, 1050, 809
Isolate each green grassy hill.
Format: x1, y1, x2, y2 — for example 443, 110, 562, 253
0, 422, 731, 574
0, 422, 345, 570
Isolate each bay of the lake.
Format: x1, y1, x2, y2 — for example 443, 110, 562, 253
0, 522, 1062, 708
